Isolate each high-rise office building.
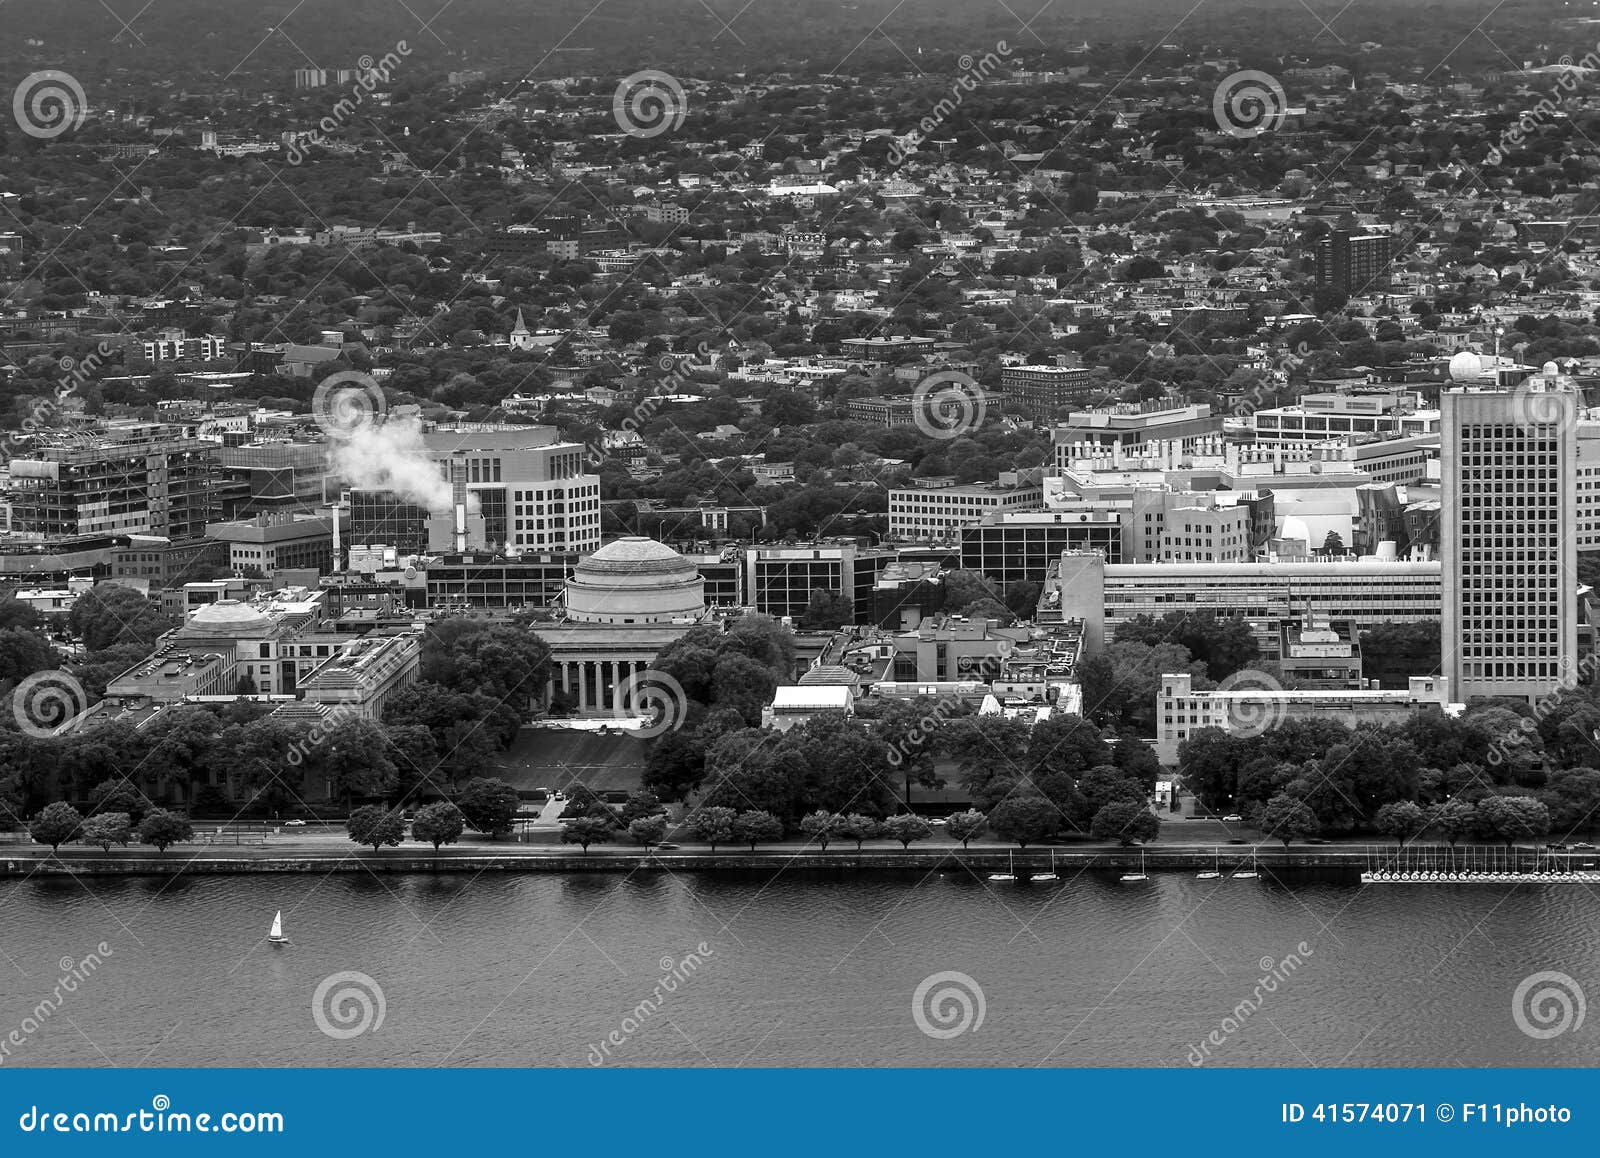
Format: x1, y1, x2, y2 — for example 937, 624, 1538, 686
1441, 376, 1577, 703
1315, 230, 1393, 293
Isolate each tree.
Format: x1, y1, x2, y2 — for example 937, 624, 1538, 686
1113, 611, 1259, 682
801, 587, 854, 630
559, 781, 613, 820
629, 815, 669, 849
987, 796, 1058, 847
456, 777, 522, 835
1090, 801, 1160, 846
30, 802, 82, 852
865, 697, 949, 808
945, 808, 987, 848
733, 809, 784, 850
619, 790, 663, 825
1475, 795, 1551, 847
86, 780, 150, 824
138, 808, 194, 852
1077, 765, 1147, 818
79, 811, 132, 852
1537, 766, 1600, 835
799, 809, 840, 849
315, 719, 398, 806
411, 802, 465, 851
880, 813, 934, 849
1373, 800, 1429, 846
562, 815, 616, 851
837, 812, 881, 850
421, 620, 553, 711
67, 584, 172, 651
1429, 799, 1478, 845
686, 805, 738, 851
1257, 794, 1320, 848
347, 805, 405, 852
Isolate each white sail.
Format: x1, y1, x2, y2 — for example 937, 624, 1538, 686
269, 911, 283, 939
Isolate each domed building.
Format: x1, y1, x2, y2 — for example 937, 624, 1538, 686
542, 537, 711, 714
172, 598, 275, 645
565, 536, 705, 625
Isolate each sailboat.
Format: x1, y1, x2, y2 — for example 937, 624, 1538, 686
267, 910, 289, 945
1231, 850, 1259, 880
988, 851, 1017, 882
1197, 848, 1222, 880
1033, 850, 1059, 882
1120, 850, 1149, 882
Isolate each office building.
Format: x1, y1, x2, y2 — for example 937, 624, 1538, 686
1156, 672, 1457, 764
1053, 402, 1221, 451
345, 426, 600, 558
207, 510, 345, 577
888, 472, 1044, 539
1315, 230, 1393, 293
1442, 377, 1578, 702
744, 544, 896, 622
999, 364, 1108, 420
8, 423, 221, 543
958, 510, 1122, 587
1053, 551, 1443, 654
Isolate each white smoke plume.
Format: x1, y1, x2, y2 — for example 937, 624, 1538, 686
330, 415, 457, 513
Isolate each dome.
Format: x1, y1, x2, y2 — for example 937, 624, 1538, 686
1448, 350, 1512, 384
579, 536, 693, 575
566, 538, 704, 625
177, 598, 274, 638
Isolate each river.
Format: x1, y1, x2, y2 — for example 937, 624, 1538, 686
1, 868, 1592, 1066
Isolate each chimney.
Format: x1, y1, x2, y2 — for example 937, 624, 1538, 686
329, 503, 343, 573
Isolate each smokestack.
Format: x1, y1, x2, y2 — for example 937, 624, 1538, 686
454, 502, 468, 554
329, 502, 343, 574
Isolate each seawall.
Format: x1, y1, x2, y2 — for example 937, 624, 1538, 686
0, 847, 1385, 879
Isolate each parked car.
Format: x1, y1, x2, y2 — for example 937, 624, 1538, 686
1221, 813, 1243, 822
284, 819, 307, 827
